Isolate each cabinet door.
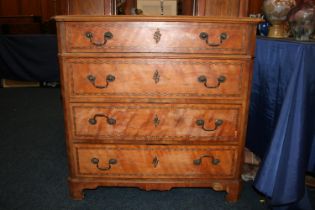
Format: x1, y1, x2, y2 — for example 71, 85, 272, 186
57, 0, 113, 15
197, 0, 249, 17
66, 0, 104, 15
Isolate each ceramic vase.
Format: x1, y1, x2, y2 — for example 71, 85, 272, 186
288, 0, 315, 40
263, 0, 296, 38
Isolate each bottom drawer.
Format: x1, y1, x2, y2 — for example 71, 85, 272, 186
74, 144, 238, 179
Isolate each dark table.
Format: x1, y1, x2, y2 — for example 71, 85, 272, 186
246, 37, 315, 209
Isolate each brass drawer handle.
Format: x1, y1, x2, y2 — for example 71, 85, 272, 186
196, 119, 223, 131
85, 31, 113, 46
91, 158, 117, 171
198, 75, 226, 89
193, 155, 220, 166
88, 114, 116, 125
199, 32, 228, 47
87, 74, 115, 89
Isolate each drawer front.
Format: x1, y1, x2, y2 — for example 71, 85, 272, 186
74, 144, 238, 178
66, 58, 247, 99
64, 22, 248, 54
71, 103, 240, 142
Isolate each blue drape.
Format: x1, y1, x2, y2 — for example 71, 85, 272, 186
246, 37, 315, 209
0, 34, 59, 81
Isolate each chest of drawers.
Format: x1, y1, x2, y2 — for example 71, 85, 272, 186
55, 16, 260, 202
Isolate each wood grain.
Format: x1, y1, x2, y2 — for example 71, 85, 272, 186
66, 58, 247, 99
64, 21, 249, 54
71, 103, 240, 142
196, 0, 249, 17
68, 0, 105, 15
55, 16, 259, 202
74, 144, 238, 178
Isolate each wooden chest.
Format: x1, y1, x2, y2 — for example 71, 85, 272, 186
55, 16, 260, 202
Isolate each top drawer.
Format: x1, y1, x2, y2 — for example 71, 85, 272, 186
63, 22, 249, 54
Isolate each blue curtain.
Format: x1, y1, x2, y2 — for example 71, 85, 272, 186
0, 34, 59, 81
246, 37, 315, 209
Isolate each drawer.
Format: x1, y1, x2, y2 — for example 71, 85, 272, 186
71, 103, 240, 142
64, 22, 249, 54
74, 144, 238, 178
65, 58, 248, 99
